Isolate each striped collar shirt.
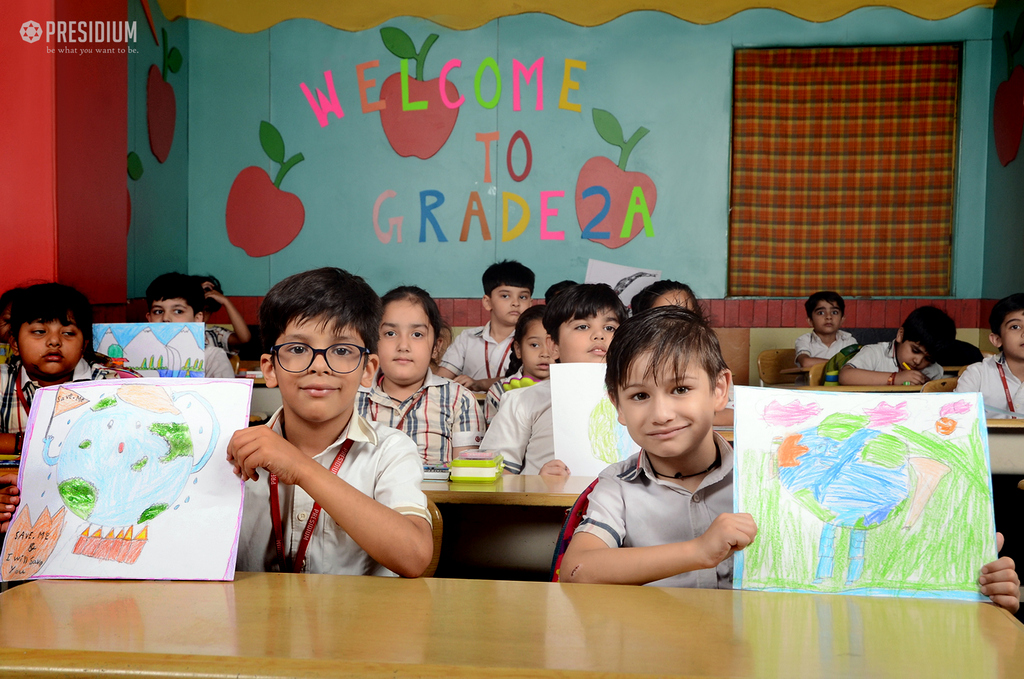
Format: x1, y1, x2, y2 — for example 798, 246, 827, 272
357, 371, 484, 465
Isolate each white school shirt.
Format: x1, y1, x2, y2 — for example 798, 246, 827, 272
844, 341, 944, 380
204, 345, 235, 378
438, 322, 514, 381
235, 409, 430, 576
357, 371, 484, 465
479, 379, 554, 474
794, 329, 857, 363
574, 433, 735, 589
484, 369, 546, 425
955, 354, 1024, 418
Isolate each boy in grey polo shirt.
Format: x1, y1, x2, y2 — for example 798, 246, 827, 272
560, 307, 1021, 612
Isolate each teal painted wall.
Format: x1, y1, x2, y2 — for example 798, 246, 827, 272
983, 0, 1024, 298
129, 7, 999, 299
127, 1, 189, 296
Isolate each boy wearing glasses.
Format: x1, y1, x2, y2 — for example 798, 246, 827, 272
228, 268, 433, 577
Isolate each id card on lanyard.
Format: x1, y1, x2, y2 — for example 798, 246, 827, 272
268, 439, 353, 573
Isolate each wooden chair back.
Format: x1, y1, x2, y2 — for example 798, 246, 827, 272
922, 376, 958, 393
423, 499, 443, 577
757, 349, 798, 386
807, 363, 825, 387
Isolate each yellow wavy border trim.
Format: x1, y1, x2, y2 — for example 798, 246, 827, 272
157, 0, 993, 33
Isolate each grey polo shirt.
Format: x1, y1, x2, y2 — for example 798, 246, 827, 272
574, 433, 735, 589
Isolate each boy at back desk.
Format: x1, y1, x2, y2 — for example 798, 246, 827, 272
480, 283, 627, 476
560, 307, 1020, 612
145, 273, 235, 379
227, 267, 432, 576
839, 306, 954, 386
795, 291, 857, 368
436, 260, 534, 392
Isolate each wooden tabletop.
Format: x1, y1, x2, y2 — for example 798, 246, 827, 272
1, 573, 1022, 678
424, 474, 596, 506
779, 366, 811, 374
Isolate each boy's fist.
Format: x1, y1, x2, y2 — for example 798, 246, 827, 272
694, 512, 758, 570
227, 426, 311, 484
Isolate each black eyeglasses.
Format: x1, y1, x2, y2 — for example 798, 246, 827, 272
270, 342, 370, 374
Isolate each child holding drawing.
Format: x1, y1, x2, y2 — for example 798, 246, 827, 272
559, 307, 1020, 613
228, 268, 432, 576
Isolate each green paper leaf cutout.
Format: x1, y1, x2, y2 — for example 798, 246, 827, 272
127, 152, 143, 181
259, 121, 285, 164
167, 47, 183, 74
381, 27, 417, 60
593, 109, 625, 148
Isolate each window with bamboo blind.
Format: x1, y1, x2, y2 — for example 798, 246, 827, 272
728, 45, 961, 297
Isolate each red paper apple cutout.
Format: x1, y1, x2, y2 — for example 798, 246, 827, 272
226, 121, 306, 258
994, 14, 1024, 167
378, 27, 459, 159
575, 109, 657, 249
146, 28, 182, 163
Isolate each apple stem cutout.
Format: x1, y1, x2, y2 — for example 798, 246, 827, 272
994, 11, 1024, 166
377, 27, 459, 159
225, 121, 307, 258
574, 108, 658, 249
146, 27, 182, 163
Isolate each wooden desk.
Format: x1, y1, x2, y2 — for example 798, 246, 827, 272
779, 366, 811, 375
424, 474, 595, 506
1, 573, 1022, 678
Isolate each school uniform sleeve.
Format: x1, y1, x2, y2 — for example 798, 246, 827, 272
922, 362, 944, 380
370, 424, 431, 524
450, 385, 485, 449
844, 342, 890, 372
954, 362, 982, 394
439, 329, 471, 375
484, 380, 504, 425
794, 332, 814, 360
205, 326, 233, 352
204, 346, 235, 378
575, 465, 628, 549
479, 387, 532, 474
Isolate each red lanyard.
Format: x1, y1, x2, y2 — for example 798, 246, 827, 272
996, 362, 1017, 413
484, 340, 513, 380
269, 439, 353, 573
14, 371, 30, 432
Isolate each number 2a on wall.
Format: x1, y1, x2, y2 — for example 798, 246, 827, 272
578, 185, 655, 241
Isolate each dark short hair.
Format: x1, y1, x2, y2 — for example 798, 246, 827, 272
544, 280, 576, 304
482, 260, 535, 296
989, 294, 1024, 335
605, 306, 728, 401
804, 291, 846, 318
542, 283, 627, 343
901, 306, 956, 357
630, 280, 696, 315
258, 268, 382, 354
506, 304, 547, 377
10, 283, 97, 361
0, 287, 26, 314
381, 286, 443, 343
146, 273, 205, 315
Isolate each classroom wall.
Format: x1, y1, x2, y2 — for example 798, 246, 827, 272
983, 0, 1024, 298
126, 0, 189, 297
125, 6, 1002, 300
